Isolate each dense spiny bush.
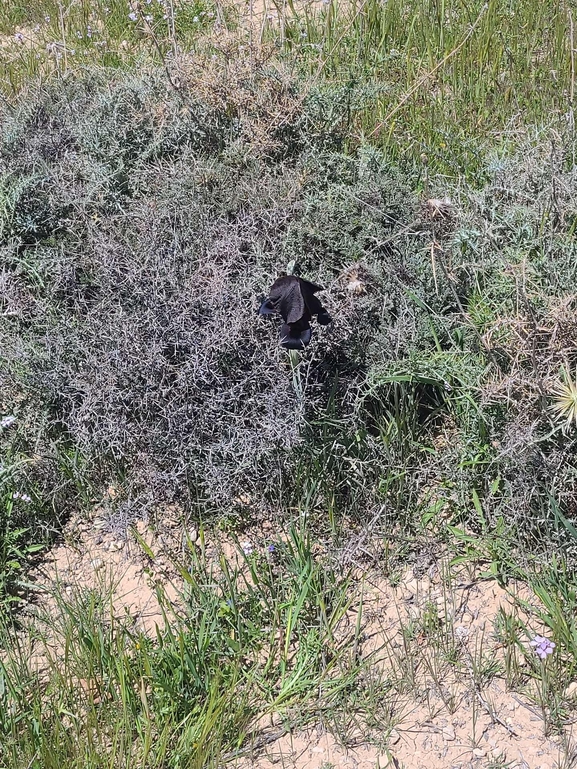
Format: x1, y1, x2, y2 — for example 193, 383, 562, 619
3, 66, 577, 557
439, 135, 577, 550
0, 67, 449, 527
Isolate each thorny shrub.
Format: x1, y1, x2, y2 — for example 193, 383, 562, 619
0, 66, 447, 529
1, 65, 577, 559
443, 135, 577, 549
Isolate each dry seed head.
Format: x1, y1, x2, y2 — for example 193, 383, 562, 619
549, 368, 577, 430
425, 196, 454, 219
343, 265, 368, 295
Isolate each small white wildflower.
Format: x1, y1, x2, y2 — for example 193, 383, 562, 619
14, 32, 24, 43
13, 492, 32, 503
128, 11, 138, 21
241, 541, 253, 556
1, 415, 16, 429
193, 15, 199, 22
44, 14, 51, 22
144, 14, 153, 21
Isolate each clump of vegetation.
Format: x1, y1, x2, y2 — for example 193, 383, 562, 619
0, 65, 448, 530
0, 530, 361, 768
1, 0, 573, 174
1, 52, 577, 577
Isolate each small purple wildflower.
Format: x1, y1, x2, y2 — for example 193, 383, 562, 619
530, 635, 556, 660
128, 11, 138, 21
15, 32, 24, 43
1, 415, 16, 429
267, 544, 276, 553
241, 541, 253, 556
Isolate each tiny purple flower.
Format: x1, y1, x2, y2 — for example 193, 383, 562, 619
1, 415, 16, 429
128, 11, 138, 21
530, 635, 556, 660
267, 544, 276, 553
15, 32, 24, 43
241, 541, 253, 556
